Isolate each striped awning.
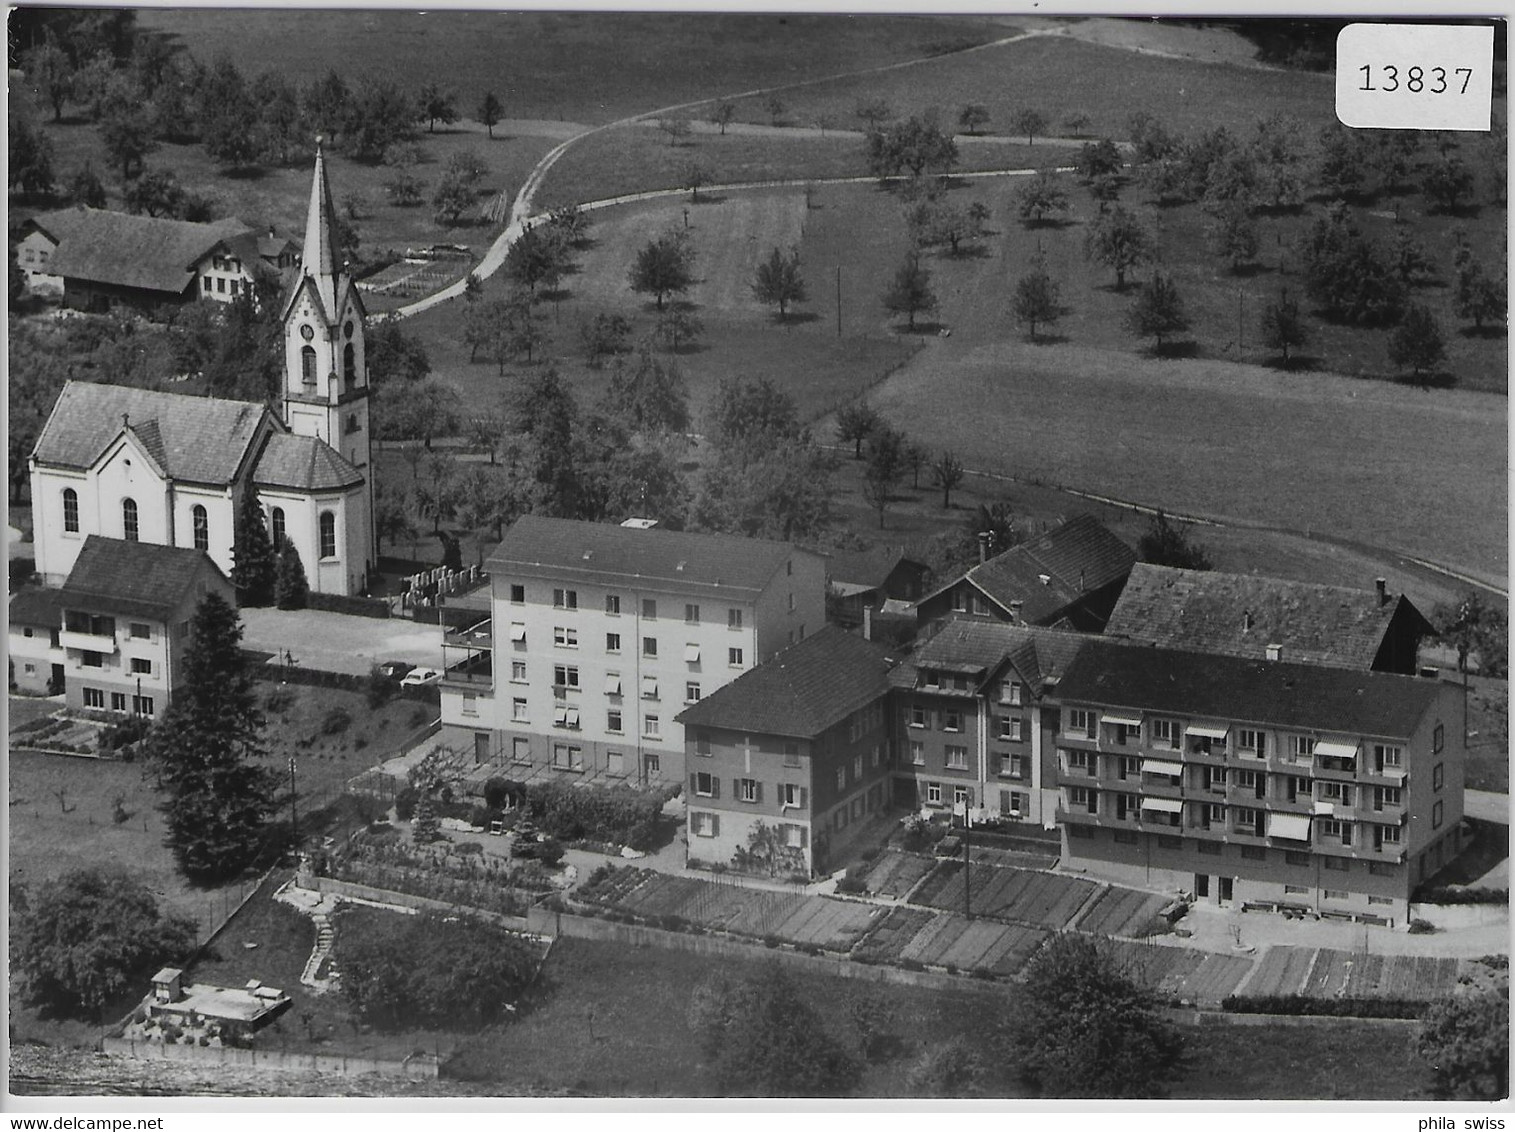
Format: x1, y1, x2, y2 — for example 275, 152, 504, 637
1267, 812, 1312, 841
1141, 759, 1184, 778
1185, 724, 1230, 740
1140, 796, 1184, 814
1103, 713, 1143, 728
1315, 739, 1359, 760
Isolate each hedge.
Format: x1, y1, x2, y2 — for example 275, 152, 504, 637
307, 591, 391, 619
1220, 994, 1429, 1019
523, 780, 671, 851
1414, 886, 1509, 906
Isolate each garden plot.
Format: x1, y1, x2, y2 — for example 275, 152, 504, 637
1073, 885, 1171, 938
1243, 945, 1321, 998
1307, 950, 1461, 1002
912, 862, 1098, 930
853, 906, 1047, 977
860, 850, 935, 898
970, 845, 1058, 872
852, 907, 936, 965
1107, 941, 1254, 1006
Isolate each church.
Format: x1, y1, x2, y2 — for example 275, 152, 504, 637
28, 145, 377, 597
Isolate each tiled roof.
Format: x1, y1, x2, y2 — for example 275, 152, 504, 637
1056, 639, 1444, 739
32, 382, 270, 485
253, 433, 364, 491
488, 515, 808, 596
1104, 563, 1428, 670
41, 209, 248, 295
58, 536, 226, 620
912, 618, 1091, 688
9, 586, 67, 627
930, 515, 1135, 622
677, 626, 907, 739
826, 545, 923, 588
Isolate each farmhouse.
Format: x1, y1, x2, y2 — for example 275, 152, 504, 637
825, 545, 930, 628
27, 146, 376, 597
1104, 564, 1435, 675
50, 536, 235, 719
28, 207, 255, 311
676, 626, 908, 875
894, 617, 1090, 829
437, 515, 826, 788
915, 514, 1136, 633
1052, 639, 1464, 925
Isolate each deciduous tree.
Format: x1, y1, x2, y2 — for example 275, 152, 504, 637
417, 82, 458, 133
1015, 169, 1069, 226
1455, 257, 1507, 331
629, 231, 695, 311
1084, 205, 1155, 290
751, 245, 807, 320
708, 100, 736, 135
476, 91, 503, 139
24, 41, 74, 122
1138, 510, 1212, 571
957, 103, 990, 135
101, 105, 157, 181
1012, 264, 1064, 341
835, 402, 881, 458
13, 867, 196, 1018
1424, 154, 1476, 214
881, 253, 936, 330
1259, 289, 1309, 365
1009, 107, 1048, 145
1388, 304, 1446, 383
1076, 138, 1123, 182
1300, 204, 1405, 326
932, 450, 964, 509
1417, 989, 1509, 1100
1206, 201, 1259, 272
606, 348, 691, 434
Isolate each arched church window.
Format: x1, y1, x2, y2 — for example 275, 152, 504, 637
343, 343, 356, 387
344, 320, 354, 339
122, 498, 139, 542
63, 488, 79, 534
301, 345, 317, 385
319, 511, 336, 559
271, 507, 286, 548
192, 505, 209, 551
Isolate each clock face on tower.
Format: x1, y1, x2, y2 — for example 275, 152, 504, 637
300, 324, 315, 341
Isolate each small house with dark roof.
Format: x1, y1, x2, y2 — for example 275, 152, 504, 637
27, 149, 375, 597
915, 515, 1136, 633
438, 515, 826, 789
896, 617, 1090, 828
1102, 563, 1435, 675
675, 626, 909, 875
825, 545, 930, 627
1051, 638, 1463, 925
9, 586, 68, 695
34, 208, 253, 312
194, 227, 299, 305
50, 536, 233, 718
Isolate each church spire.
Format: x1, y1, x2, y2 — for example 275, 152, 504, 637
299, 137, 343, 316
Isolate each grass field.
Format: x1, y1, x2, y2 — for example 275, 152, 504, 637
135, 9, 1010, 127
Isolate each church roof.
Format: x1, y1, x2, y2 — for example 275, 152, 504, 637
59, 536, 229, 620
32, 382, 270, 486
253, 433, 364, 492
40, 208, 249, 296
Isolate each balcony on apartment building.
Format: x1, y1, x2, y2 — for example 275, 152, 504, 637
1180, 725, 1230, 765
440, 617, 495, 689
1312, 740, 1362, 782
61, 613, 119, 654
1137, 763, 1185, 799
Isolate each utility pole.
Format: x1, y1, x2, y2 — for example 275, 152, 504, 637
835, 266, 842, 338
289, 755, 299, 859
963, 806, 972, 921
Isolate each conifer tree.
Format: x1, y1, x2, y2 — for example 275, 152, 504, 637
274, 539, 310, 610
143, 593, 277, 882
230, 487, 276, 606
411, 791, 440, 843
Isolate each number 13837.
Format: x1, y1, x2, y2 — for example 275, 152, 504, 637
1358, 65, 1474, 95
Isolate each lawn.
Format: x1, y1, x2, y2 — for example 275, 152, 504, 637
1174, 1018, 1430, 1100
135, 10, 1011, 127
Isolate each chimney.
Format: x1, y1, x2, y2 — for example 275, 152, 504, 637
1242, 610, 1253, 632
1265, 643, 1282, 662
1009, 599, 1023, 623
863, 604, 873, 641
1375, 578, 1388, 607
1079, 569, 1086, 592
977, 532, 991, 563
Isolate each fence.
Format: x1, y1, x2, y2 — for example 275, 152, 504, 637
249, 659, 442, 706
101, 1036, 439, 1079
297, 873, 538, 933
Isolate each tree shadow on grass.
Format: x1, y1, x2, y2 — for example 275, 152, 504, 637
1259, 353, 1324, 372
773, 310, 823, 327
1024, 332, 1070, 346
1229, 262, 1274, 279
691, 193, 729, 206
1459, 324, 1505, 340
1019, 217, 1077, 232
1143, 339, 1201, 359
539, 286, 573, 304
224, 165, 270, 182
940, 243, 993, 261
892, 320, 949, 336
1392, 369, 1458, 390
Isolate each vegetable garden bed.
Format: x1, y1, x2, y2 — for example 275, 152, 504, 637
1074, 885, 1171, 938
911, 861, 1099, 930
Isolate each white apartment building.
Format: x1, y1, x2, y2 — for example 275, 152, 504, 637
438, 516, 826, 787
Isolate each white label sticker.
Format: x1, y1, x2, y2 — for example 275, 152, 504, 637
1336, 23, 1494, 131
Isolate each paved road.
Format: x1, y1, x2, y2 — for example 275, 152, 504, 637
1464, 789, 1511, 825
239, 606, 445, 677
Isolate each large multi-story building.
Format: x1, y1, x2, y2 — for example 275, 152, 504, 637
438, 516, 826, 787
894, 618, 1089, 828
1051, 639, 1463, 925
676, 626, 908, 875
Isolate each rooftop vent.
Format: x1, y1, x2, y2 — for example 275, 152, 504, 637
621, 517, 659, 530
1265, 643, 1282, 662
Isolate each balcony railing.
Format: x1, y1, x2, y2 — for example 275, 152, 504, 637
440, 655, 494, 688
444, 617, 493, 649
60, 630, 118, 654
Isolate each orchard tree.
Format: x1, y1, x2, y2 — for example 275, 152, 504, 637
752, 245, 807, 321
957, 103, 990, 135
1207, 201, 1259, 272
1424, 153, 1476, 214
764, 96, 786, 126
1388, 304, 1446, 384
835, 402, 881, 459
881, 253, 936, 330
1008, 934, 1186, 1098
1259, 289, 1309, 366
432, 172, 476, 226
1391, 225, 1433, 285
1138, 510, 1213, 571
1009, 107, 1048, 145
854, 98, 893, 130
142, 592, 279, 882
1016, 169, 1069, 226
231, 487, 277, 605
1300, 205, 1405, 325
1315, 126, 1366, 201
1417, 990, 1509, 1100
101, 105, 157, 181
8, 115, 55, 196
1063, 111, 1093, 136
476, 91, 503, 138
68, 163, 108, 208
417, 82, 458, 133
629, 232, 695, 311
506, 225, 565, 294
932, 450, 965, 509
23, 41, 74, 122
1124, 272, 1191, 353
13, 867, 196, 1018
1012, 264, 1064, 341
1076, 138, 1123, 182
1084, 205, 1155, 289
708, 100, 736, 135
1455, 257, 1507, 331
681, 158, 710, 202
658, 116, 692, 146
1434, 590, 1509, 679
606, 348, 691, 434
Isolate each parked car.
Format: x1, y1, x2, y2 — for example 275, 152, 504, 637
376, 660, 414, 681
399, 666, 441, 687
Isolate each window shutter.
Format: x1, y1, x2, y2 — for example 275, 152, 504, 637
710, 814, 719, 837
799, 826, 808, 848
689, 773, 698, 794
799, 787, 808, 808
755, 781, 763, 803
711, 777, 720, 799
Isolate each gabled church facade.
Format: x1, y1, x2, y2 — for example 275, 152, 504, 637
28, 145, 377, 597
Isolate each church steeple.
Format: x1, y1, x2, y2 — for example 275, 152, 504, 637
299, 137, 344, 317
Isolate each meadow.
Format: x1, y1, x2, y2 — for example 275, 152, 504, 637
135, 9, 1010, 127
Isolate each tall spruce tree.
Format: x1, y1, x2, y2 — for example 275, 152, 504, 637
230, 487, 276, 606
143, 593, 278, 882
274, 540, 310, 610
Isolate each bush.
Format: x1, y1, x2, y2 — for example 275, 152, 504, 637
366, 665, 396, 709
98, 716, 151, 752
1408, 918, 1438, 934
523, 780, 665, 850
1221, 994, 1429, 1019
535, 837, 565, 867
1415, 886, 1509, 905
321, 707, 353, 736
265, 689, 295, 714
454, 841, 483, 857
468, 804, 493, 828
395, 786, 419, 822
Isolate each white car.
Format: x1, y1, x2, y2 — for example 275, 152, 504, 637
399, 666, 442, 687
